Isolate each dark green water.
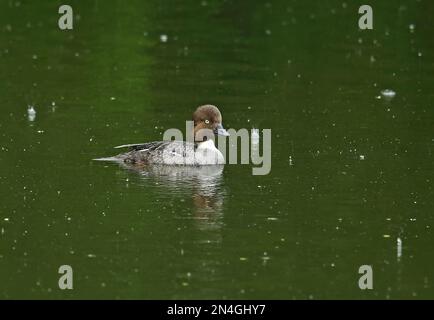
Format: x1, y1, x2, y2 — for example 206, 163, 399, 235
0, 0, 433, 299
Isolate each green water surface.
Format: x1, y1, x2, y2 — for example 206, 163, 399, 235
0, 0, 433, 299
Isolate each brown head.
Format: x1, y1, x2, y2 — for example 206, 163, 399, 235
192, 105, 229, 142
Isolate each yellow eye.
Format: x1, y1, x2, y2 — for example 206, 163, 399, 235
205, 119, 210, 124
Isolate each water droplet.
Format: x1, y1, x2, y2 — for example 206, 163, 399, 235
27, 105, 36, 122
397, 237, 402, 260
381, 89, 396, 98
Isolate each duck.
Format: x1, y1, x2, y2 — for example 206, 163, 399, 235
108, 105, 230, 166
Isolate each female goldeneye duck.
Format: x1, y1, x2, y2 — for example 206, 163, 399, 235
112, 105, 230, 166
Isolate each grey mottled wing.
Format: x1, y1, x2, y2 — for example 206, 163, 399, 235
115, 141, 197, 165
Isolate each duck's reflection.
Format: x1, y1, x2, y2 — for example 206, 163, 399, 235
114, 163, 227, 295
117, 163, 226, 232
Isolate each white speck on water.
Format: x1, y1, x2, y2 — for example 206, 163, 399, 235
410, 218, 416, 222
265, 29, 271, 35
160, 34, 168, 42
359, 155, 365, 160
409, 24, 415, 32
383, 234, 391, 238
267, 217, 278, 221
87, 254, 96, 258
289, 155, 294, 166
27, 105, 36, 122
251, 128, 260, 144
418, 52, 422, 57
110, 97, 116, 101
381, 89, 396, 98
397, 237, 402, 260
4, 218, 9, 222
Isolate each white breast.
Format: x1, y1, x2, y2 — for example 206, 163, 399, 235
194, 140, 225, 165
